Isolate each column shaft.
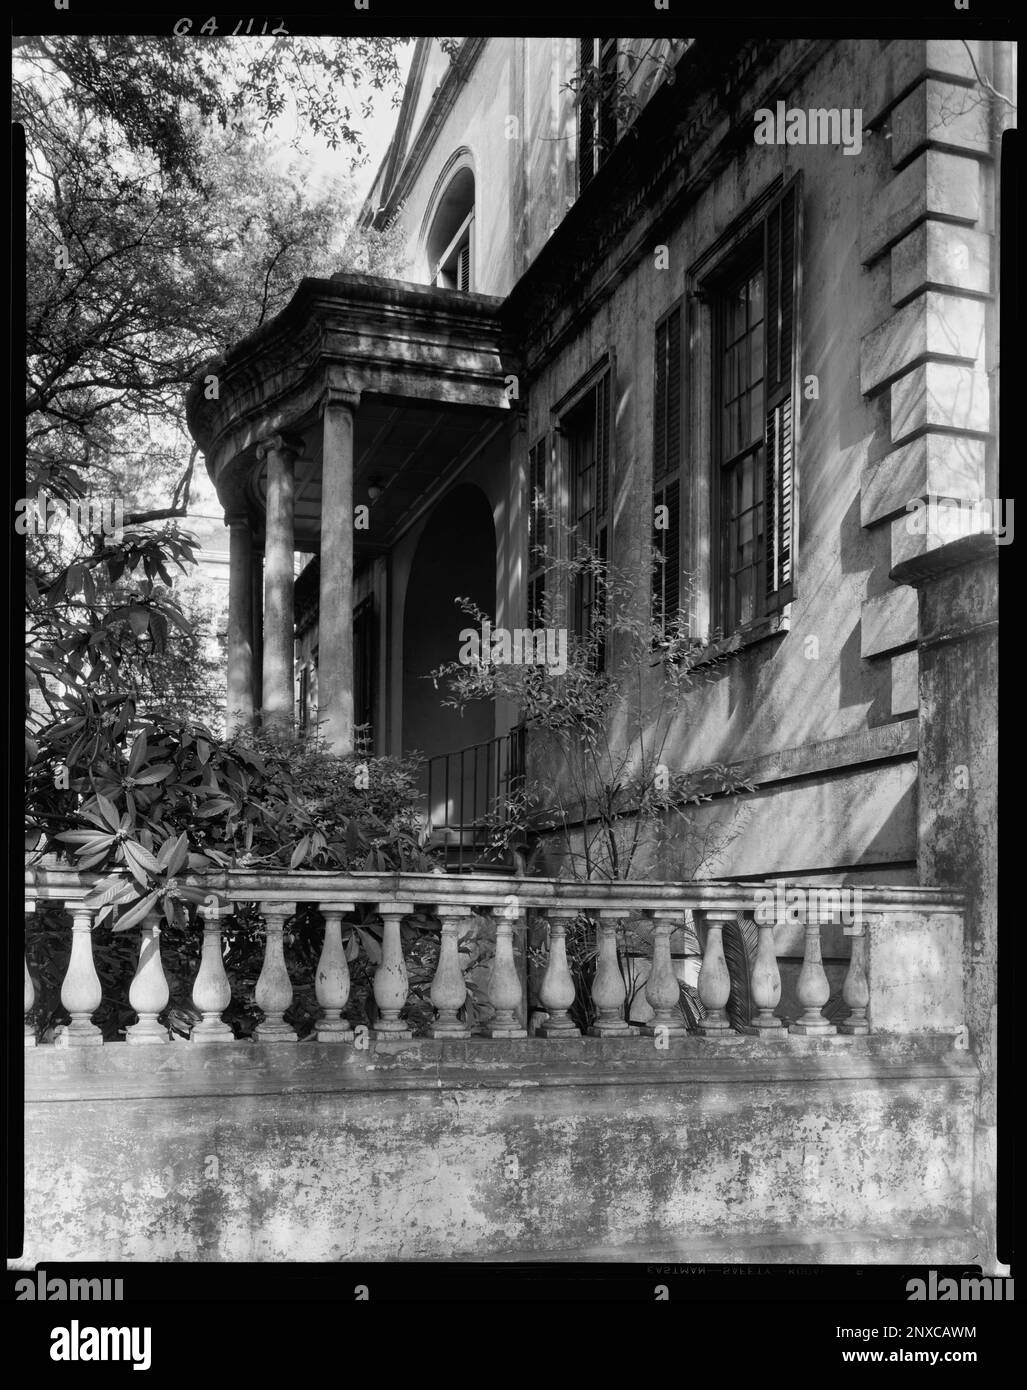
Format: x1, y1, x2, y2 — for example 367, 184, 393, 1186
226, 517, 254, 732
260, 437, 298, 731
318, 394, 357, 754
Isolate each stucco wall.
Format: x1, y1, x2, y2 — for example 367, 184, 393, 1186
23, 1037, 977, 1264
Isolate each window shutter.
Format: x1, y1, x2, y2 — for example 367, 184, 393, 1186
763, 177, 800, 609
595, 371, 610, 523
456, 240, 470, 291
527, 437, 546, 625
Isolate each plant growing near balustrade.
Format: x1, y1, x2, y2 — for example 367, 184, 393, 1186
431, 544, 758, 1029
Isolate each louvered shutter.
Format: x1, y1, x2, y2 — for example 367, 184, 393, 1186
527, 438, 546, 625
763, 177, 800, 609
599, 373, 610, 519
456, 240, 470, 291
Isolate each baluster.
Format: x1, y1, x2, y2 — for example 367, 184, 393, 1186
254, 904, 297, 1041
25, 897, 36, 1047
789, 915, 837, 1035
58, 906, 103, 1046
428, 907, 472, 1038
697, 910, 743, 1041
373, 902, 413, 1039
838, 916, 871, 1035
191, 896, 235, 1043
589, 913, 637, 1036
486, 904, 527, 1038
537, 912, 580, 1037
126, 910, 171, 1043
316, 902, 356, 1042
749, 910, 783, 1035
643, 911, 689, 1037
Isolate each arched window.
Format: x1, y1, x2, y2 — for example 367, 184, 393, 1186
425, 165, 475, 291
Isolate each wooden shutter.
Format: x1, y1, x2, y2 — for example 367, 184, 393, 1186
578, 38, 596, 192
456, 240, 470, 291
763, 176, 800, 609
527, 437, 546, 624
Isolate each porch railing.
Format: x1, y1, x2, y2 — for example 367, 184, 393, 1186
24, 865, 965, 1048
421, 727, 526, 871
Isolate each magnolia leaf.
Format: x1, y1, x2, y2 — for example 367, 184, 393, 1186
94, 794, 122, 832
132, 763, 175, 785
112, 891, 160, 933
122, 838, 161, 880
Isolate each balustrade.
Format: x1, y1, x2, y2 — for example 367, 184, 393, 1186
24, 869, 963, 1049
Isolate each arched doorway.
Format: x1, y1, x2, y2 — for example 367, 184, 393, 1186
402, 484, 495, 762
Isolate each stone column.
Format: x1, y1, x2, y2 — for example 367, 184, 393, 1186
225, 513, 254, 732
250, 546, 264, 714
318, 388, 359, 754
257, 433, 301, 732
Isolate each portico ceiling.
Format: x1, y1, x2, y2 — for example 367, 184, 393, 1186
248, 393, 506, 553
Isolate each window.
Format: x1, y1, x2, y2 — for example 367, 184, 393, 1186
711, 179, 799, 630
527, 437, 547, 627
578, 38, 619, 194
652, 304, 683, 636
563, 373, 611, 666
425, 166, 474, 290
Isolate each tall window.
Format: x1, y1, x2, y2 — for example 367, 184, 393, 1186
564, 373, 611, 665
527, 437, 547, 627
652, 304, 683, 636
426, 166, 474, 290
578, 38, 619, 194
712, 180, 799, 629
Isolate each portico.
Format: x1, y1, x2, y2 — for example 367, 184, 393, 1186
186, 272, 511, 754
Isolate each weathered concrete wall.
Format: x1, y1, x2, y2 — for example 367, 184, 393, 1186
24, 1038, 978, 1264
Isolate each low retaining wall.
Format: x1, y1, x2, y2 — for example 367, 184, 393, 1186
23, 1035, 979, 1264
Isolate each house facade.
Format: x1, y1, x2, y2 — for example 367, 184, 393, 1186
23, 35, 1004, 1268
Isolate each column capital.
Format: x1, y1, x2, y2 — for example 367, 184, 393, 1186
320, 385, 361, 416
256, 431, 304, 461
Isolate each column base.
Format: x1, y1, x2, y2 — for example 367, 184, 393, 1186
642, 1022, 690, 1038
838, 1020, 870, 1035
536, 1024, 581, 1038
746, 1022, 786, 1039
253, 1021, 298, 1042
789, 1019, 837, 1036
316, 1023, 356, 1043
427, 1024, 472, 1039
372, 1023, 416, 1045
125, 1024, 170, 1045
55, 1023, 103, 1047
697, 1025, 745, 1042
191, 1016, 236, 1044
485, 1026, 528, 1039
588, 1022, 639, 1037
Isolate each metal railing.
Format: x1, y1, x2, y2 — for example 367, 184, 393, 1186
421, 726, 526, 871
